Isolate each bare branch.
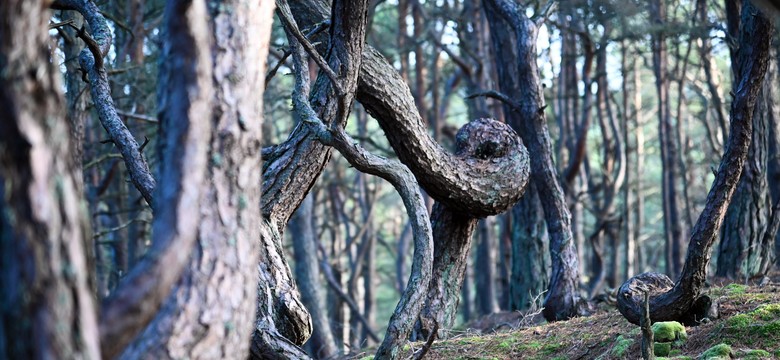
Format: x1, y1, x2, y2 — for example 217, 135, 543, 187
276, 2, 344, 95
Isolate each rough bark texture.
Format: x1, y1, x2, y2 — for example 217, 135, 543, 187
0, 1, 100, 358
290, 0, 531, 340
416, 119, 529, 338
483, 0, 583, 321
120, 0, 271, 358
417, 204, 479, 339
98, 0, 213, 356
617, 2, 773, 326
288, 0, 530, 219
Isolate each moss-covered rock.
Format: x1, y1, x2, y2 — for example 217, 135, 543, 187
738, 349, 771, 359
655, 341, 672, 356
750, 303, 780, 321
653, 321, 688, 342
700, 343, 732, 360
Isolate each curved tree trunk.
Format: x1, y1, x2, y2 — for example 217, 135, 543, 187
290, 0, 531, 341
616, 1, 773, 326
0, 2, 100, 357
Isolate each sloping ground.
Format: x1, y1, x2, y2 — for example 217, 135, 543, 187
351, 280, 780, 360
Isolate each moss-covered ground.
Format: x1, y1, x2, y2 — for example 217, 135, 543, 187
349, 279, 780, 359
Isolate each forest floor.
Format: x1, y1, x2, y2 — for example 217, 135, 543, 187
351, 271, 780, 360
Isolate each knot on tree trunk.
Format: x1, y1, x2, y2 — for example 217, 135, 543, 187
450, 118, 530, 217
455, 118, 517, 160
616, 272, 713, 326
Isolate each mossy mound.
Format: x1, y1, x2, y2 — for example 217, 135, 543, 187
737, 349, 771, 359
652, 321, 687, 356
653, 321, 688, 342
700, 343, 732, 359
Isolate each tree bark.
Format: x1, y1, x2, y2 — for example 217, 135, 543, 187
484, 0, 584, 321
0, 2, 100, 357
474, 218, 498, 316
291, 195, 338, 358
119, 0, 271, 358
650, 0, 686, 279
617, 1, 773, 326
509, 182, 549, 311
717, 64, 777, 279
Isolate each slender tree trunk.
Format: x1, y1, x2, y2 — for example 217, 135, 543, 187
484, 0, 583, 321
650, 0, 685, 279
474, 218, 498, 316
617, 1, 773, 325
291, 195, 338, 359
717, 62, 777, 279
509, 182, 549, 311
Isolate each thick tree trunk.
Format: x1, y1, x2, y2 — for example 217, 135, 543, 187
0, 2, 100, 357
617, 1, 773, 326
418, 204, 479, 338
120, 0, 271, 358
484, 0, 584, 321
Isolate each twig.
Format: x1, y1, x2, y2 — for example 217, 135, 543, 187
139, 136, 150, 152
84, 153, 123, 169
465, 90, 523, 111
93, 218, 150, 240
116, 109, 158, 123
532, 0, 558, 28
49, 19, 75, 29
276, 0, 345, 95
265, 21, 330, 88
413, 321, 438, 360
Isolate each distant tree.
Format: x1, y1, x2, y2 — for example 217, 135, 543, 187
617, 1, 774, 326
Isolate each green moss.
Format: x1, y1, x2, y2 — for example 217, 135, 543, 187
498, 340, 512, 350
724, 283, 748, 295
750, 304, 780, 321
739, 349, 771, 359
540, 343, 562, 355
655, 342, 672, 356
700, 343, 732, 360
611, 335, 633, 357
727, 314, 751, 328
653, 321, 687, 342
669, 349, 682, 356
